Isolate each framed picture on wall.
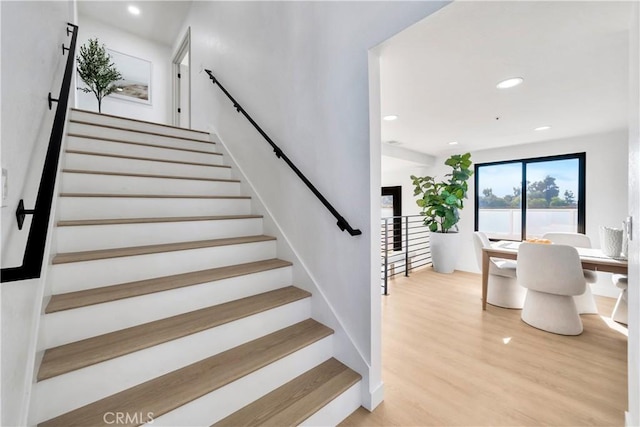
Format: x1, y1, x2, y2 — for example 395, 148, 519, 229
107, 49, 152, 105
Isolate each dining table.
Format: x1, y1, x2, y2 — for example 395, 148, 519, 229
481, 241, 629, 310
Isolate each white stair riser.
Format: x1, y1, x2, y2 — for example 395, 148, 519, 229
33, 300, 312, 424
300, 381, 362, 427
57, 197, 251, 220
56, 218, 264, 252
70, 110, 211, 141
61, 173, 241, 197
50, 240, 277, 293
68, 122, 216, 153
148, 336, 333, 426
64, 152, 232, 180
66, 136, 224, 165
43, 266, 292, 348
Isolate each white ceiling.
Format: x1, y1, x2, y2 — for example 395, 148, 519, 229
379, 1, 632, 158
77, 1, 631, 159
77, 0, 192, 47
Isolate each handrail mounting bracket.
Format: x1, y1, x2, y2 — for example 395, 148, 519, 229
16, 199, 35, 231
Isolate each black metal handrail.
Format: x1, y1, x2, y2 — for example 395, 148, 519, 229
1, 23, 78, 283
204, 69, 361, 236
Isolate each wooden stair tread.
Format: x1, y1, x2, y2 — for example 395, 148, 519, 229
57, 214, 263, 227
59, 193, 250, 199
68, 133, 222, 155
46, 259, 293, 313
213, 358, 361, 427
65, 149, 231, 168
62, 168, 241, 183
70, 119, 214, 144
71, 108, 210, 135
38, 286, 311, 381
38, 319, 332, 427
52, 235, 275, 264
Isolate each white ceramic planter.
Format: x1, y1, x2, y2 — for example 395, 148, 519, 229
600, 226, 623, 257
429, 231, 460, 273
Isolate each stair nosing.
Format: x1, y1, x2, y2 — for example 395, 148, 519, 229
264, 364, 361, 426
52, 235, 276, 265
213, 358, 361, 427
67, 133, 222, 156
57, 215, 263, 227
38, 320, 332, 427
65, 149, 231, 169
71, 108, 210, 135
37, 287, 313, 382
45, 258, 293, 313
59, 193, 250, 199
69, 119, 213, 144
62, 169, 241, 183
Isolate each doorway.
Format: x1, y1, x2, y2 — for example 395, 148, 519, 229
172, 28, 191, 128
381, 186, 402, 252
370, 2, 640, 423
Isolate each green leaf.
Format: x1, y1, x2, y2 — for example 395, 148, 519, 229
445, 194, 458, 205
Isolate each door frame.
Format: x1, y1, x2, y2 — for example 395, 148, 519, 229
382, 186, 402, 252
172, 27, 191, 128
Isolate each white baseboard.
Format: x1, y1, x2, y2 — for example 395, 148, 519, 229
362, 380, 384, 411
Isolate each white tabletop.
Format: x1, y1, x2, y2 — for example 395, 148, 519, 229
490, 240, 628, 264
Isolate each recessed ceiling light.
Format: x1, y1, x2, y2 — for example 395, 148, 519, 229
128, 5, 141, 15
496, 77, 524, 89
535, 125, 551, 131
383, 115, 398, 121
448, 141, 459, 145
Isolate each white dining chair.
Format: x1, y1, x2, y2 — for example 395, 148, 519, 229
472, 232, 526, 309
517, 242, 586, 335
541, 232, 591, 248
542, 232, 598, 314
611, 274, 628, 325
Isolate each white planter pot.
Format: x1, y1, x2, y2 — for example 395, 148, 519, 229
429, 231, 460, 273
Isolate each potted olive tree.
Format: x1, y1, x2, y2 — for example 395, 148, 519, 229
77, 38, 122, 113
411, 153, 473, 273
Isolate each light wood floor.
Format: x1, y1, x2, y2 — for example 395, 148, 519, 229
341, 268, 628, 426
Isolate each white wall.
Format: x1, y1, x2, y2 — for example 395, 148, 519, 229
75, 15, 171, 124
626, 3, 639, 425
0, 2, 75, 425
178, 0, 449, 407
381, 162, 433, 218
452, 130, 629, 297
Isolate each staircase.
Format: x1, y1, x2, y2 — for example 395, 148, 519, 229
30, 109, 362, 426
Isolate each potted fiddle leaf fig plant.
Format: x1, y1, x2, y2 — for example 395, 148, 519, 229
76, 38, 122, 113
411, 152, 473, 273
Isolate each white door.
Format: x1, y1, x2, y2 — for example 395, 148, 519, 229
179, 55, 190, 128
173, 28, 191, 128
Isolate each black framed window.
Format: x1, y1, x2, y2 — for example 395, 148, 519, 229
474, 153, 585, 241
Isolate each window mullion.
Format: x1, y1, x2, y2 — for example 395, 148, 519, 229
521, 161, 527, 241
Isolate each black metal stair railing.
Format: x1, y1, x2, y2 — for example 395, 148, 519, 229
381, 215, 432, 295
1, 23, 79, 283
204, 69, 361, 237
